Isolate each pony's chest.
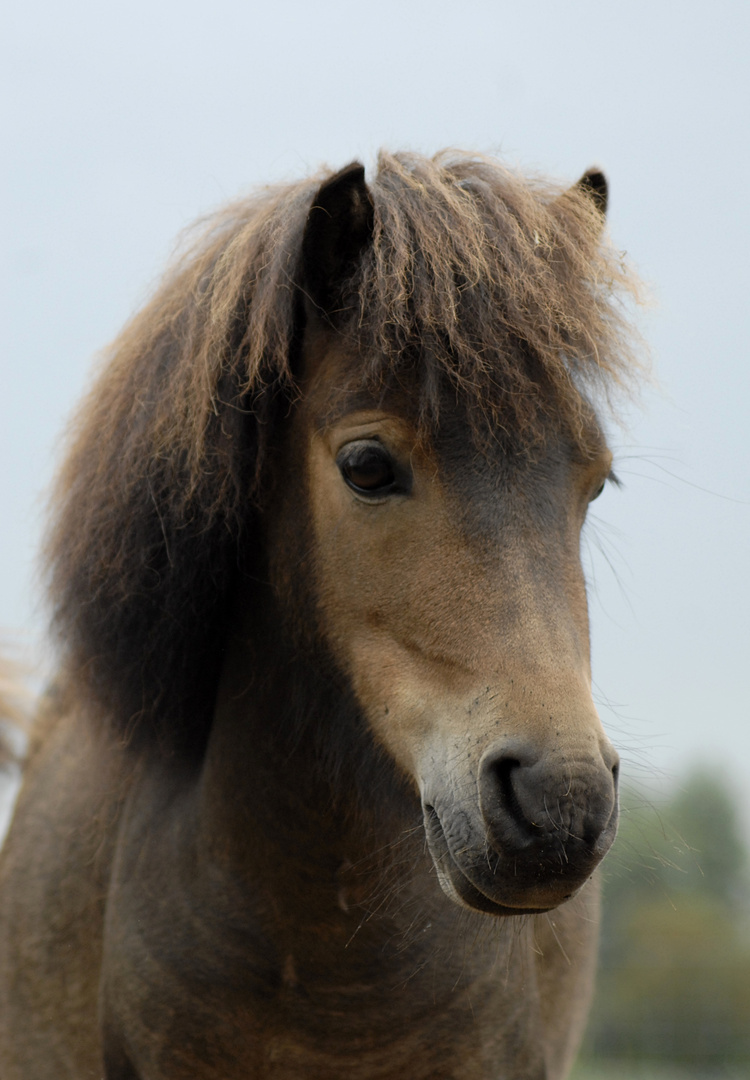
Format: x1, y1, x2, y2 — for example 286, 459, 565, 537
111, 941, 547, 1080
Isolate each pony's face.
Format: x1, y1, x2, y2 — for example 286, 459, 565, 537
272, 320, 619, 917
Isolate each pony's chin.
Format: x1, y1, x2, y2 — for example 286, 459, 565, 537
434, 861, 556, 917
424, 805, 575, 918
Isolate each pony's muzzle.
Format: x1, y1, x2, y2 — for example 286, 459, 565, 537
421, 735, 619, 916
477, 737, 620, 865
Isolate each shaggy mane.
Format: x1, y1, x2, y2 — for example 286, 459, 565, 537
45, 149, 643, 757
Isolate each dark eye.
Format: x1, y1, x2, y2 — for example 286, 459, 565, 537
589, 468, 619, 503
337, 441, 400, 496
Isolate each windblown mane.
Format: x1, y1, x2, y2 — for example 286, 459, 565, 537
45, 150, 642, 757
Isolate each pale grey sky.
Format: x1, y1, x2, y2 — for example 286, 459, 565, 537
2, 0, 749, 822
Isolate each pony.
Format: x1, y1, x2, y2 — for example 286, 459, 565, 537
0, 150, 641, 1079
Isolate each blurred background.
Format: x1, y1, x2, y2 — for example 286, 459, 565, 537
2, 1, 748, 1074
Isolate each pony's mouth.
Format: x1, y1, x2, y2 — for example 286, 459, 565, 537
422, 804, 565, 917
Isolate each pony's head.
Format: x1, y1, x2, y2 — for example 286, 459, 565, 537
46, 151, 641, 914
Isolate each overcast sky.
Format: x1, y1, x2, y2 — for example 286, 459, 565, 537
2, 0, 749, 827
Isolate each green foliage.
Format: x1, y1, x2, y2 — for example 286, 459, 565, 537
581, 767, 750, 1068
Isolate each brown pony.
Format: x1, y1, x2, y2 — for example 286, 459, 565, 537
0, 150, 641, 1079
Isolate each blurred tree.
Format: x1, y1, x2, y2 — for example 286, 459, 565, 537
581, 767, 750, 1068
665, 771, 748, 911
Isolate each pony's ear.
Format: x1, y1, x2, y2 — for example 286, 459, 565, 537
575, 167, 608, 217
302, 162, 375, 316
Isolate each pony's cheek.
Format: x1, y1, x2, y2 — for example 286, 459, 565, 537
337, 632, 476, 779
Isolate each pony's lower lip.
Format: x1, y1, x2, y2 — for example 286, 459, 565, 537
423, 805, 558, 917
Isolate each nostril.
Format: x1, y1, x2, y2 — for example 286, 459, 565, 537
611, 759, 620, 786
493, 757, 526, 827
